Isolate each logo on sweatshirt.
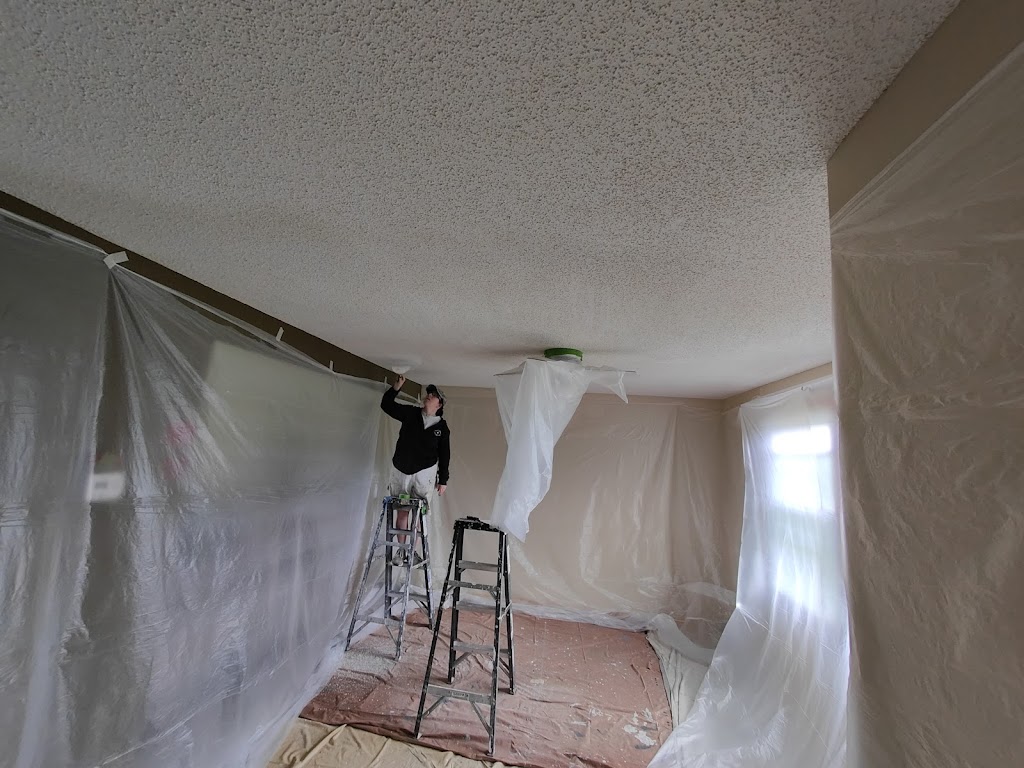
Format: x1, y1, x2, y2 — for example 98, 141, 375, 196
433, 429, 442, 437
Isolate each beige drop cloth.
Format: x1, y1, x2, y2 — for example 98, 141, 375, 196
302, 611, 672, 768
268, 719, 511, 768
270, 617, 707, 768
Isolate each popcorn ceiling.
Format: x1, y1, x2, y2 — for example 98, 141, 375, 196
0, 0, 957, 396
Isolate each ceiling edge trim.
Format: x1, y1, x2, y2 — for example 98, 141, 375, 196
0, 190, 416, 393
828, 0, 1024, 218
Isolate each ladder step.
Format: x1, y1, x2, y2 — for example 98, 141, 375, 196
376, 556, 427, 568
455, 601, 508, 616
387, 588, 429, 600
379, 541, 412, 550
356, 614, 401, 626
449, 579, 497, 593
387, 527, 414, 535
458, 560, 498, 573
426, 684, 493, 705
452, 641, 511, 656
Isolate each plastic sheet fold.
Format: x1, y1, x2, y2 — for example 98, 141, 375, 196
648, 378, 848, 767
1, 211, 382, 768
831, 45, 1024, 768
1, 215, 109, 768
440, 387, 738, 654
491, 359, 627, 540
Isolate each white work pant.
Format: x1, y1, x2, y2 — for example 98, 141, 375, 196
389, 464, 437, 501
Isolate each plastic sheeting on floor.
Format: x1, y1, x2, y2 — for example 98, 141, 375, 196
831, 45, 1024, 768
648, 378, 848, 767
491, 359, 627, 541
0, 210, 381, 768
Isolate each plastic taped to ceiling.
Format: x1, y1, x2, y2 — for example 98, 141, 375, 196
648, 378, 848, 767
491, 359, 627, 540
830, 45, 1024, 768
0, 210, 381, 768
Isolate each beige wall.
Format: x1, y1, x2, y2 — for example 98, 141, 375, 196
429, 387, 741, 646
828, 0, 1024, 217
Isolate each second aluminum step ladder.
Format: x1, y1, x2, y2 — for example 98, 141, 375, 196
414, 516, 515, 755
345, 495, 434, 660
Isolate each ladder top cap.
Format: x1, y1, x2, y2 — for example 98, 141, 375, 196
455, 517, 503, 533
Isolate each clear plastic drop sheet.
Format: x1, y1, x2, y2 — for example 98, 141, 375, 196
0, 216, 109, 768
831, 46, 1024, 768
437, 387, 739, 653
648, 378, 848, 767
1, 211, 382, 768
491, 359, 627, 541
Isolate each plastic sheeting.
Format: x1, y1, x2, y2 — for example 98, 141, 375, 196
831, 45, 1024, 768
1, 210, 383, 768
649, 378, 848, 767
440, 387, 738, 652
1, 215, 110, 768
491, 359, 627, 540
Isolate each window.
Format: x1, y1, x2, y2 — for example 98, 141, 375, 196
766, 422, 841, 616
770, 424, 835, 514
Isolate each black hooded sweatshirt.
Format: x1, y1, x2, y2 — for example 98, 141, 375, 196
380, 388, 451, 485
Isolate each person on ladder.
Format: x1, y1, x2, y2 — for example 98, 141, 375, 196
381, 375, 451, 565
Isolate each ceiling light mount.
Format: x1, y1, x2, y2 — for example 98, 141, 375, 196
543, 347, 583, 363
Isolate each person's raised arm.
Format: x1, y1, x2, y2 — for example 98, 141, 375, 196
381, 375, 409, 420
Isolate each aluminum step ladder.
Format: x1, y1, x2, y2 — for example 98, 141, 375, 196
415, 516, 515, 755
345, 495, 434, 660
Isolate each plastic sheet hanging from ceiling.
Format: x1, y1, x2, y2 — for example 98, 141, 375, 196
491, 358, 627, 540
433, 387, 738, 651
648, 377, 849, 767
0, 210, 381, 768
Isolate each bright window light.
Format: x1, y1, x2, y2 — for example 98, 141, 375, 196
770, 424, 831, 456
765, 421, 840, 615
769, 424, 834, 514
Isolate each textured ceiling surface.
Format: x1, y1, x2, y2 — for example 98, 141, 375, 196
1, 0, 957, 396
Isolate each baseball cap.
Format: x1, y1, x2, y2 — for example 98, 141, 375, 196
426, 384, 447, 405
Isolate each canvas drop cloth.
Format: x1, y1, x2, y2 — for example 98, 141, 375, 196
304, 611, 673, 768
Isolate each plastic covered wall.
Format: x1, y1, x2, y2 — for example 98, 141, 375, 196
440, 386, 739, 654
831, 46, 1024, 768
1, 216, 110, 768
491, 359, 627, 540
649, 378, 848, 767
1, 211, 381, 768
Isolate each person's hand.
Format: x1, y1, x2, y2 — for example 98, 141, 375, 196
436, 484, 447, 496
393, 375, 406, 391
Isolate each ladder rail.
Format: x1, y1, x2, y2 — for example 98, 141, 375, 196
503, 535, 516, 694
345, 496, 432, 660
415, 517, 515, 757
421, 510, 435, 623
393, 504, 423, 661
414, 530, 459, 739
485, 530, 505, 754
345, 497, 389, 651
447, 529, 465, 682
